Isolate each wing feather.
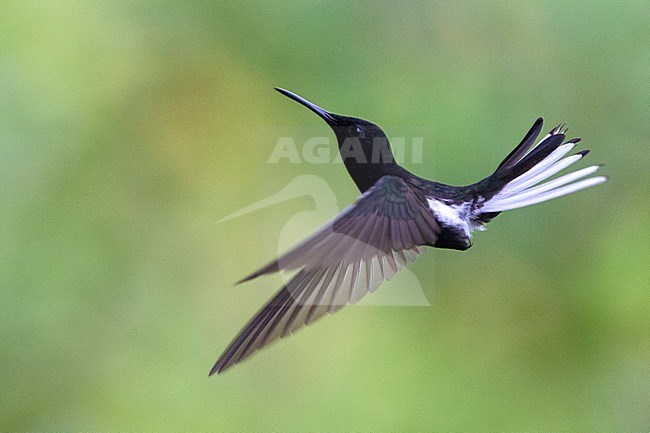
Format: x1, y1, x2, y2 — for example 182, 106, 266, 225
210, 176, 440, 374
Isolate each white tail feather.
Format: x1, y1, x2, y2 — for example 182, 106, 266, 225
481, 132, 605, 213
482, 176, 606, 212
505, 165, 601, 202
501, 144, 578, 195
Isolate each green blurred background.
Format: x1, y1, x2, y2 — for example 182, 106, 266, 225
1, 1, 649, 432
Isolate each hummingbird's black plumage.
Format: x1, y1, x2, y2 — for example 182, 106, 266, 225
210, 88, 607, 375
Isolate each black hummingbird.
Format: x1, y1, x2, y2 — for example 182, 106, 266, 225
210, 88, 607, 375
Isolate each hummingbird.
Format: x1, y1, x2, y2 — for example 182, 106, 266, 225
210, 88, 607, 375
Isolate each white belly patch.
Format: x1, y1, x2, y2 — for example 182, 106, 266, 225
426, 198, 485, 237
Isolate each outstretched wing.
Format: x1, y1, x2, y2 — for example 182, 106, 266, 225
211, 175, 439, 374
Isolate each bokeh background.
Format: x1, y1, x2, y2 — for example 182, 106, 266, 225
2, 1, 649, 432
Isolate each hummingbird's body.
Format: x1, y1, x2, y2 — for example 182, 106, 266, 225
210, 88, 606, 375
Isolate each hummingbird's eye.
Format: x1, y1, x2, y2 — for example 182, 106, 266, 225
351, 125, 364, 136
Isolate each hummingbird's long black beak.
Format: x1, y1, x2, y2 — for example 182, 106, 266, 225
275, 87, 337, 124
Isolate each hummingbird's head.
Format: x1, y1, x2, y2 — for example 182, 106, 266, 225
275, 88, 396, 170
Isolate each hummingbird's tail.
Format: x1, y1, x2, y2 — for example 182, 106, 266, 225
478, 120, 607, 214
